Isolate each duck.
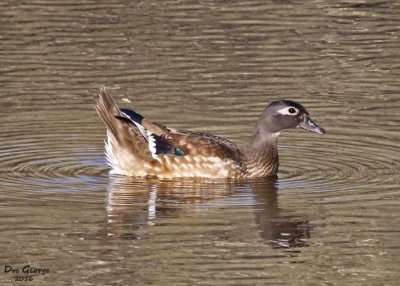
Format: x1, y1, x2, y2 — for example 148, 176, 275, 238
96, 87, 325, 179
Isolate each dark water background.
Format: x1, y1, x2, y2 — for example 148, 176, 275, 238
1, 0, 399, 285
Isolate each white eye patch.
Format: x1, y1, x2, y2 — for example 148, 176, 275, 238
277, 106, 299, 115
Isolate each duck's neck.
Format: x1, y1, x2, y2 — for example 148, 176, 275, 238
243, 130, 280, 177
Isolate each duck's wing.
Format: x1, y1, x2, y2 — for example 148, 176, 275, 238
157, 129, 243, 162
115, 106, 243, 162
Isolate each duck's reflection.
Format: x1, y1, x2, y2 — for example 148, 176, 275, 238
105, 176, 311, 247
250, 177, 311, 248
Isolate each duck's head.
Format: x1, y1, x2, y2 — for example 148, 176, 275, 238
257, 100, 325, 135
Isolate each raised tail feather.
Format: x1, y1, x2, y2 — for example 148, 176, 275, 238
95, 87, 152, 175
95, 87, 121, 142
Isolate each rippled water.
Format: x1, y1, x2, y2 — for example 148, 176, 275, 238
1, 0, 399, 285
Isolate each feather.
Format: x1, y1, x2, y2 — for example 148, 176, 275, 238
147, 131, 158, 159
118, 110, 148, 140
146, 131, 187, 158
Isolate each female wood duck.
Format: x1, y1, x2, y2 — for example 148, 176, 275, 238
96, 87, 325, 179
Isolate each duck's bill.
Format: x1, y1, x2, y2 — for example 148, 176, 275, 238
298, 116, 325, 135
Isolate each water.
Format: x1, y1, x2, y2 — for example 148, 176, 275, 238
1, 0, 399, 285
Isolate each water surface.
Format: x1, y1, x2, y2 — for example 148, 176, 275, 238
1, 0, 399, 285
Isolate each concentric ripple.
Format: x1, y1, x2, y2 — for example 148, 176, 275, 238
275, 98, 400, 192
0, 116, 108, 185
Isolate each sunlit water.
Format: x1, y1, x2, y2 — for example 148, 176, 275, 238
1, 0, 399, 285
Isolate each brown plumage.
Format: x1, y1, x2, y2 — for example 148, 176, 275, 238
96, 87, 325, 179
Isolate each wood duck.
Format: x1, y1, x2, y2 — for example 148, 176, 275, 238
96, 87, 325, 179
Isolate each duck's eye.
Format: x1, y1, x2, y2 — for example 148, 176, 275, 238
277, 106, 300, 115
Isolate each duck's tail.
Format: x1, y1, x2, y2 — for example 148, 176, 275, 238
95, 87, 122, 142
95, 87, 151, 175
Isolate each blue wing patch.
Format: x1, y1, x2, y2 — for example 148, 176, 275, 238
147, 132, 186, 159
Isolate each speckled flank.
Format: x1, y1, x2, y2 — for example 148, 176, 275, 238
146, 155, 243, 178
